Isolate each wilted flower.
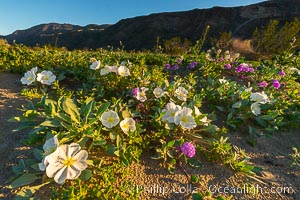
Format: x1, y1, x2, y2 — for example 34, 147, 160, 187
20, 67, 37, 85
180, 142, 196, 158
174, 107, 197, 129
37, 71, 56, 85
162, 102, 182, 123
175, 86, 188, 101
251, 102, 261, 116
39, 135, 59, 171
272, 80, 281, 89
120, 118, 136, 134
118, 65, 130, 76
259, 81, 268, 88
153, 87, 165, 98
43, 143, 88, 184
90, 60, 101, 70
101, 110, 120, 128
250, 91, 269, 104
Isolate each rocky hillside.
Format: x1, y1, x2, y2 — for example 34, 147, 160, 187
3, 0, 300, 50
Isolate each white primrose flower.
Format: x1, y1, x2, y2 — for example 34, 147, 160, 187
100, 66, 112, 76
153, 87, 165, 98
21, 69, 36, 85
136, 87, 148, 102
232, 101, 242, 109
175, 87, 188, 101
174, 107, 197, 129
90, 60, 101, 70
101, 110, 120, 128
162, 102, 182, 123
37, 70, 56, 85
120, 118, 136, 134
39, 135, 59, 171
250, 91, 269, 104
117, 65, 130, 76
44, 143, 88, 184
251, 102, 261, 116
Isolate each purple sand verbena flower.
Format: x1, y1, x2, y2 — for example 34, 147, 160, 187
131, 88, 139, 97
165, 63, 171, 70
177, 58, 183, 63
259, 81, 268, 88
172, 64, 179, 70
273, 80, 281, 89
279, 71, 285, 76
224, 64, 232, 69
235, 66, 243, 73
180, 142, 196, 158
249, 68, 255, 73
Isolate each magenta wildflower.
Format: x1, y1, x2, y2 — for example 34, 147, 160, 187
165, 63, 171, 70
249, 68, 255, 73
172, 64, 179, 70
177, 58, 183, 63
279, 71, 285, 76
235, 66, 243, 73
131, 88, 139, 97
180, 142, 196, 158
272, 80, 281, 89
259, 81, 268, 88
187, 61, 198, 69
224, 64, 232, 69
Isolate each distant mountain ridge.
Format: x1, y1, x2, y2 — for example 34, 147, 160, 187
2, 0, 300, 50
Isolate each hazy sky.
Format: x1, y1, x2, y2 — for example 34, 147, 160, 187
0, 0, 265, 35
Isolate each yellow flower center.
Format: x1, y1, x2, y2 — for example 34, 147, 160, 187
44, 76, 49, 81
63, 157, 74, 167
107, 117, 115, 123
181, 116, 188, 123
122, 123, 129, 129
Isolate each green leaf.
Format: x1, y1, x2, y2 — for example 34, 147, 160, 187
96, 102, 110, 116
188, 158, 203, 168
92, 139, 107, 146
9, 173, 39, 189
82, 100, 95, 123
12, 160, 27, 175
79, 170, 92, 181
40, 120, 61, 127
192, 193, 203, 200
190, 175, 199, 184
167, 140, 175, 147
255, 117, 267, 127
8, 117, 21, 122
15, 182, 50, 199
259, 115, 274, 121
62, 98, 80, 123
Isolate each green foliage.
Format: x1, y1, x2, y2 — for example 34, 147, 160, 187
163, 37, 191, 55
3, 42, 300, 199
290, 146, 300, 168
252, 18, 300, 56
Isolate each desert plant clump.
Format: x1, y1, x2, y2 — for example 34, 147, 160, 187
0, 40, 298, 199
